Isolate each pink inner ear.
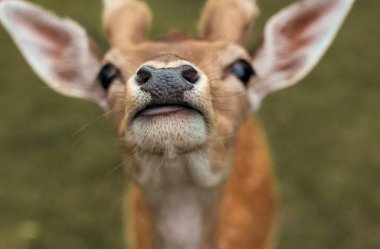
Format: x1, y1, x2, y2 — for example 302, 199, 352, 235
271, 2, 338, 74
0, 1, 106, 104
277, 4, 332, 53
278, 2, 331, 39
10, 9, 72, 58
250, 0, 354, 110
8, 9, 80, 82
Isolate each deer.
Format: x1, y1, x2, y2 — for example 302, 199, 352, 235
0, 0, 354, 248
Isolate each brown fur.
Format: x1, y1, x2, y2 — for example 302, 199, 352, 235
103, 0, 151, 47
199, 0, 259, 43
127, 118, 276, 249
218, 118, 276, 249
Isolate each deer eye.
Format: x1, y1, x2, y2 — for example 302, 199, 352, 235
98, 63, 120, 90
231, 59, 256, 86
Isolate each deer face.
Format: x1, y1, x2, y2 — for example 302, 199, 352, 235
104, 40, 252, 157
99, 38, 256, 187
0, 0, 354, 187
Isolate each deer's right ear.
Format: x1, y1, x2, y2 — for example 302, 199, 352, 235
103, 0, 151, 48
0, 0, 107, 108
199, 0, 259, 44
249, 0, 354, 111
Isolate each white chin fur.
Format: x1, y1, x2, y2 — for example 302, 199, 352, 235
130, 113, 207, 154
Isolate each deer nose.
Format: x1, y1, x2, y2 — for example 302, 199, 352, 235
136, 65, 199, 100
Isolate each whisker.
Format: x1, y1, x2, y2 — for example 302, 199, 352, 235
107, 161, 124, 175
72, 108, 116, 136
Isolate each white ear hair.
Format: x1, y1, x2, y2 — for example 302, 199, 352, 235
250, 0, 355, 110
0, 0, 106, 107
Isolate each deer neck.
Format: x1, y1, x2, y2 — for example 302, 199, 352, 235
131, 152, 226, 249
145, 181, 220, 249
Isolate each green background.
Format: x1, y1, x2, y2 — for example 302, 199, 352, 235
0, 0, 379, 248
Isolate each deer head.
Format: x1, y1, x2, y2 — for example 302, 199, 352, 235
0, 0, 354, 248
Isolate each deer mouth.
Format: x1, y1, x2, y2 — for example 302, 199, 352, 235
129, 101, 209, 154
134, 103, 204, 119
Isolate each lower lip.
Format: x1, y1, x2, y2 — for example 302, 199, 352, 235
136, 105, 199, 118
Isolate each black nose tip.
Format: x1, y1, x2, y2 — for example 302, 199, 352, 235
136, 65, 200, 86
137, 65, 199, 103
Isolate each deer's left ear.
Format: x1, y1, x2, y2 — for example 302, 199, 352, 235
249, 0, 355, 110
0, 0, 107, 107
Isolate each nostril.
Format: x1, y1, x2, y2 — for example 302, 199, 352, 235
181, 65, 200, 84
136, 67, 152, 85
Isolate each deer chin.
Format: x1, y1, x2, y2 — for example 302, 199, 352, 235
130, 104, 208, 154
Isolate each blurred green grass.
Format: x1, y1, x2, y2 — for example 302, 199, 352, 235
0, 0, 379, 249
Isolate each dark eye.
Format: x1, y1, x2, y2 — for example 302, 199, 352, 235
231, 59, 256, 86
98, 63, 120, 90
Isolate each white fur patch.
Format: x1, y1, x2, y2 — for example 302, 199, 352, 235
133, 153, 219, 249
